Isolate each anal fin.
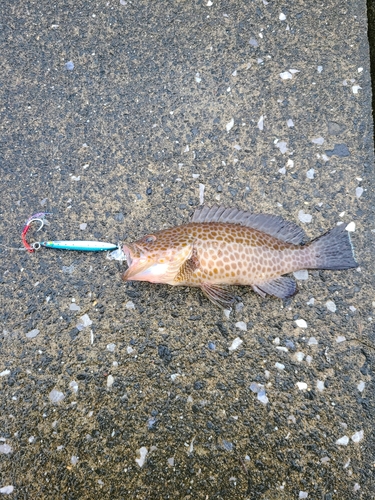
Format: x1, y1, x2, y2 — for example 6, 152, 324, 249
252, 277, 297, 299
201, 283, 236, 309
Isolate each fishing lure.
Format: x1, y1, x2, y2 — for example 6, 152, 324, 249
21, 213, 118, 253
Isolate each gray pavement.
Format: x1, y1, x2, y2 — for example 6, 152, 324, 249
1, 1, 374, 498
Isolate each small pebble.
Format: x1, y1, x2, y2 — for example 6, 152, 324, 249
321, 456, 330, 463
79, 223, 87, 230
316, 380, 324, 392
336, 336, 346, 343
275, 362, 285, 370
354, 484, 361, 492
295, 319, 307, 328
65, 61, 74, 70
287, 118, 294, 127
107, 343, 116, 352
235, 321, 247, 331
26, 329, 40, 339
317, 66, 323, 73
257, 115, 264, 131
49, 389, 65, 404
294, 352, 305, 362
306, 298, 315, 305
226, 118, 234, 132
0, 370, 11, 377
69, 381, 78, 393
355, 187, 363, 198
311, 137, 324, 145
293, 270, 308, 280
351, 430, 364, 443
280, 71, 292, 80
135, 447, 148, 467
229, 337, 243, 351
71, 455, 79, 465
296, 382, 307, 390
167, 457, 175, 466
357, 381, 365, 392
0, 486, 14, 494
279, 13, 286, 20
306, 169, 315, 179
345, 221, 355, 232
0, 444, 12, 454
76, 314, 92, 330
208, 342, 216, 351
298, 210, 312, 224
336, 435, 349, 446
308, 337, 318, 346
222, 440, 233, 451
106, 375, 114, 388
299, 492, 308, 499
125, 301, 135, 309
326, 300, 337, 312
70, 303, 81, 311
257, 388, 269, 404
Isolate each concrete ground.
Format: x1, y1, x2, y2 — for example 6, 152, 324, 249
1, 0, 374, 498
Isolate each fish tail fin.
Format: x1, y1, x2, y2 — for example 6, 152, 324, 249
308, 224, 358, 270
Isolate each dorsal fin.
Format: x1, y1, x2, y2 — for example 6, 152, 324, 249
191, 205, 306, 245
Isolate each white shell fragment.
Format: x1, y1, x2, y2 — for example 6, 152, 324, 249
336, 336, 346, 343
0, 370, 11, 377
299, 492, 308, 499
316, 380, 325, 392
26, 329, 40, 339
79, 223, 87, 230
257, 115, 264, 131
107, 343, 116, 352
279, 13, 286, 20
0, 444, 12, 454
296, 382, 308, 390
345, 221, 355, 232
106, 375, 114, 388
235, 321, 247, 331
326, 301, 337, 312
298, 210, 312, 224
0, 486, 14, 494
69, 381, 79, 393
125, 301, 135, 309
306, 169, 315, 179
229, 337, 243, 351
280, 71, 293, 80
275, 362, 285, 370
308, 337, 318, 346
76, 314, 92, 330
287, 118, 294, 127
356, 187, 364, 198
293, 270, 308, 280
336, 435, 349, 446
351, 430, 364, 443
275, 141, 288, 154
49, 389, 65, 404
352, 85, 361, 94
226, 118, 234, 132
195, 72, 201, 83
357, 381, 365, 392
199, 183, 205, 205
311, 137, 324, 145
294, 352, 305, 362
295, 319, 307, 328
70, 303, 81, 311
317, 66, 323, 73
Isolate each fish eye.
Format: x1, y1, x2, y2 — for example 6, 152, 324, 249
144, 235, 156, 244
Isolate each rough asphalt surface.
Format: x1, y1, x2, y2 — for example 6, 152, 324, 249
1, 1, 374, 499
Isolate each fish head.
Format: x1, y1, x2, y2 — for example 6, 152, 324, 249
122, 230, 192, 284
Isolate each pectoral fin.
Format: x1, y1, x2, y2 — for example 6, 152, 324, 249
200, 283, 237, 309
174, 247, 200, 283
252, 277, 297, 299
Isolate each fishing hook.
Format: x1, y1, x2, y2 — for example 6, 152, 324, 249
21, 212, 51, 253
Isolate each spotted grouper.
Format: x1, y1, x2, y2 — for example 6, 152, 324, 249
121, 206, 357, 308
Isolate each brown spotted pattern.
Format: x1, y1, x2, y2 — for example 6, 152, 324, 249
122, 222, 317, 287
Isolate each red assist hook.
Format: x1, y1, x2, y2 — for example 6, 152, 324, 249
21, 212, 51, 253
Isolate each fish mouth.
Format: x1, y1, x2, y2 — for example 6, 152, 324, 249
121, 244, 151, 281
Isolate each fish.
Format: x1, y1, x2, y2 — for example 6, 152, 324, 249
121, 206, 357, 309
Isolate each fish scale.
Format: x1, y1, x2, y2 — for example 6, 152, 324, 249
122, 206, 357, 308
